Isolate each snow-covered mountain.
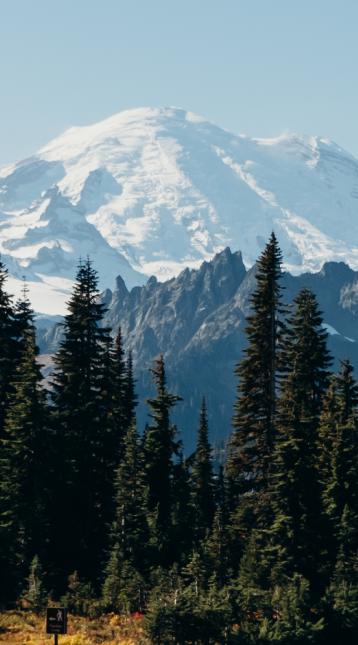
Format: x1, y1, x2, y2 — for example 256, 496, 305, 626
1, 106, 358, 313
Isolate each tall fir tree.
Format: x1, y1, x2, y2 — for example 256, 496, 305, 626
143, 355, 181, 567
171, 452, 193, 563
50, 258, 115, 588
14, 282, 34, 352
123, 350, 138, 429
204, 467, 231, 587
0, 321, 48, 603
227, 233, 284, 497
325, 503, 358, 644
226, 233, 284, 549
319, 360, 358, 613
111, 327, 127, 447
266, 288, 332, 591
335, 359, 358, 422
190, 398, 215, 544
0, 259, 18, 438
21, 554, 47, 612
319, 361, 358, 532
317, 378, 340, 507
96, 332, 125, 529
102, 421, 148, 612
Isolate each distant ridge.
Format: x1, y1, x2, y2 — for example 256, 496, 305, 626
38, 248, 358, 449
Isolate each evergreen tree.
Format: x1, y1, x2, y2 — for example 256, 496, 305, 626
96, 332, 123, 527
267, 288, 332, 590
0, 324, 48, 602
143, 355, 181, 567
335, 359, 358, 421
111, 327, 127, 446
182, 549, 211, 598
21, 555, 47, 612
317, 378, 340, 504
204, 467, 231, 587
0, 259, 17, 437
259, 575, 324, 644
14, 282, 34, 352
320, 361, 358, 529
111, 422, 148, 573
227, 234, 284, 509
318, 360, 358, 603
190, 398, 215, 544
226, 233, 284, 574
61, 570, 95, 616
325, 504, 358, 644
50, 258, 114, 587
279, 288, 331, 422
102, 421, 148, 612
123, 350, 138, 428
171, 452, 193, 563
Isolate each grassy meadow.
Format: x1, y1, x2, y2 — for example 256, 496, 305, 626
0, 611, 149, 645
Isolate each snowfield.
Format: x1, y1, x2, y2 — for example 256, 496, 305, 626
1, 106, 358, 313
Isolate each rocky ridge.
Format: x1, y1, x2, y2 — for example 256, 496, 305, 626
39, 248, 358, 451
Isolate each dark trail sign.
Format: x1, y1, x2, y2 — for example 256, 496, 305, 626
46, 608, 68, 635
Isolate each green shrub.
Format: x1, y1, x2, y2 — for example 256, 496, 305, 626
20, 555, 47, 613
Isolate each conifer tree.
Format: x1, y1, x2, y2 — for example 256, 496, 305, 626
50, 258, 114, 587
0, 323, 48, 602
204, 467, 231, 587
0, 259, 17, 437
171, 452, 193, 562
325, 503, 358, 644
102, 422, 148, 611
143, 355, 181, 567
21, 555, 47, 612
267, 288, 332, 590
327, 419, 358, 534
319, 360, 358, 601
320, 361, 358, 530
317, 379, 340, 501
335, 359, 358, 421
111, 327, 127, 446
14, 282, 34, 352
226, 233, 284, 544
190, 398, 215, 544
123, 350, 137, 429
227, 234, 283, 496
96, 332, 125, 531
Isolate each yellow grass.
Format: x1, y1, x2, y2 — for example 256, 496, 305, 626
0, 611, 149, 645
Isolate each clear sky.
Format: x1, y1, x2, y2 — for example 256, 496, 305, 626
1, 0, 357, 165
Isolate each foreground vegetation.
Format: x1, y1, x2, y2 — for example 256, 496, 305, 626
0, 610, 148, 644
0, 234, 357, 643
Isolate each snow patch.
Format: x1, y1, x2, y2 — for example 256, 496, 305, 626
2, 106, 358, 312
323, 323, 340, 336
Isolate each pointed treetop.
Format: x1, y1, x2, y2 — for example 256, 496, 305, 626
197, 396, 211, 454
335, 359, 358, 422
15, 279, 34, 331
148, 354, 182, 410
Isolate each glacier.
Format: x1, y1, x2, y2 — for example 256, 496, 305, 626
1, 106, 358, 314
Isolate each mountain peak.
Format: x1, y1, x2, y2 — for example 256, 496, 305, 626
1, 106, 358, 313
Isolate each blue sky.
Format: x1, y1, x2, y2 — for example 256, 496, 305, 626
1, 0, 357, 164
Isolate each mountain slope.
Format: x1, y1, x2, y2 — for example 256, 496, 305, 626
2, 107, 358, 313
103, 251, 358, 451
38, 249, 358, 451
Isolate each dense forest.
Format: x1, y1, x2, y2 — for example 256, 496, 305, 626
0, 234, 357, 644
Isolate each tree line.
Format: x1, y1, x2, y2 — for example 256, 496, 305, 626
0, 234, 357, 644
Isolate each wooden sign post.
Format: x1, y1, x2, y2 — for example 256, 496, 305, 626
46, 608, 68, 644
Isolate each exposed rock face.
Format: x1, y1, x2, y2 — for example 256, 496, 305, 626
37, 248, 358, 452
95, 250, 358, 451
